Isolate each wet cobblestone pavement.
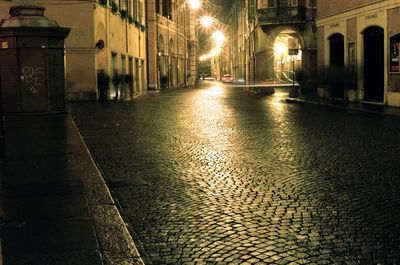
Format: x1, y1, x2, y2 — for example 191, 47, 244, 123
69, 82, 400, 265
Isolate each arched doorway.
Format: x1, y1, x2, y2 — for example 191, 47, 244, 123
363, 26, 384, 102
329, 33, 345, 98
272, 30, 302, 84
329, 33, 344, 66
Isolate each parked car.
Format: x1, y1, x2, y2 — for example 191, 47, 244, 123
222, 74, 233, 83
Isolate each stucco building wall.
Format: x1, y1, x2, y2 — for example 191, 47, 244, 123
0, 0, 147, 102
317, 0, 400, 106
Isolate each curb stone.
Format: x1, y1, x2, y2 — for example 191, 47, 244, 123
68, 116, 145, 265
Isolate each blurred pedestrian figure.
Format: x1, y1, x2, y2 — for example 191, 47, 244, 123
97, 69, 109, 102
112, 69, 120, 100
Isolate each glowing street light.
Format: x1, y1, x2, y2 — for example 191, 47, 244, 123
200, 16, 213, 28
212, 30, 225, 47
274, 42, 287, 58
188, 0, 200, 9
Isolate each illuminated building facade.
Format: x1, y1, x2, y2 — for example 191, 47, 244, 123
317, 0, 400, 106
146, 0, 194, 90
0, 0, 147, 101
230, 0, 317, 85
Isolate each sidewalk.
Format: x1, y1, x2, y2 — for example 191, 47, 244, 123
285, 92, 400, 117
0, 113, 144, 265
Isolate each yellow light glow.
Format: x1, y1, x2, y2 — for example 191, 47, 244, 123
297, 49, 302, 60
199, 55, 208, 61
188, 0, 200, 9
274, 42, 287, 58
200, 16, 213, 28
199, 46, 222, 61
212, 30, 225, 47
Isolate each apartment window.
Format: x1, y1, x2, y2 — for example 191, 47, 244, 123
268, 0, 275, 7
121, 55, 126, 76
122, 0, 127, 10
291, 0, 298, 6
139, 1, 143, 24
111, 52, 118, 71
162, 0, 169, 18
134, 0, 138, 20
128, 0, 132, 16
141, 59, 146, 91
248, 0, 256, 19
156, 0, 160, 13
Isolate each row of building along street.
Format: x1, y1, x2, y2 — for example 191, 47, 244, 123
1, 0, 400, 112
1, 1, 400, 264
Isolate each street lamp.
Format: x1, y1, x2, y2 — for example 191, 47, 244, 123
200, 16, 213, 28
188, 0, 200, 9
274, 42, 286, 58
212, 30, 225, 47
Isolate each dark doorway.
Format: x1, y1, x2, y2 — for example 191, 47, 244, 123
128, 57, 133, 98
363, 26, 384, 102
329, 33, 345, 98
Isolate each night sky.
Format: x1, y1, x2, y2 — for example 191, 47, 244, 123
208, 0, 233, 20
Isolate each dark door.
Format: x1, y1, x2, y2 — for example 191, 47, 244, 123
363, 26, 384, 102
329, 33, 345, 98
129, 57, 133, 97
135, 58, 140, 92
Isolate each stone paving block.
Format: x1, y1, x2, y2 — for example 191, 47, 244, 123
71, 85, 400, 264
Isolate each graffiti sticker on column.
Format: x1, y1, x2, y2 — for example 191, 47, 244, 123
21, 66, 45, 94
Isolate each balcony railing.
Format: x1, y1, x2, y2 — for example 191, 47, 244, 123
258, 6, 307, 23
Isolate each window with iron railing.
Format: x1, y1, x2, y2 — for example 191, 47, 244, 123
258, 5, 306, 22
268, 0, 276, 7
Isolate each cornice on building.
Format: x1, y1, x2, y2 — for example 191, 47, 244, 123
316, 0, 399, 25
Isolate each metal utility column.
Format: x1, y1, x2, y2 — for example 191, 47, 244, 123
0, 2, 70, 113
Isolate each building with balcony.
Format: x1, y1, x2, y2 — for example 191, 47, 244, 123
316, 0, 400, 107
0, 0, 147, 102
146, 0, 194, 90
234, 0, 317, 85
228, 0, 247, 83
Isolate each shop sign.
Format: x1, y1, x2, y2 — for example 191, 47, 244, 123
288, 39, 299, 55
390, 34, 400, 73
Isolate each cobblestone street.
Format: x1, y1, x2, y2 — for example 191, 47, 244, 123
69, 82, 400, 265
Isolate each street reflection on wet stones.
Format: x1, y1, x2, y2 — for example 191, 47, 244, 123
70, 82, 400, 265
